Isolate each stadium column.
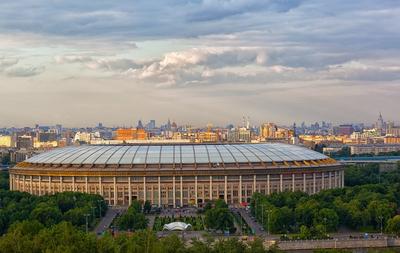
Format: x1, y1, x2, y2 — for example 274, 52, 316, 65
172, 176, 176, 208
23, 175, 25, 192
239, 175, 242, 204
9, 174, 12, 191
267, 174, 270, 195
85, 176, 88, 193
333, 171, 337, 188
224, 175, 228, 203
322, 172, 325, 189
30, 176, 33, 194
209, 176, 212, 201
39, 175, 42, 196
329, 172, 332, 189
280, 174, 283, 192
60, 176, 63, 192
99, 177, 103, 195
158, 176, 161, 207
143, 176, 146, 202
72, 176, 75, 192
49, 176, 52, 194
341, 171, 345, 188
128, 177, 132, 206
292, 174, 295, 191
113, 176, 117, 206
303, 173, 306, 192
253, 175, 257, 194
313, 173, 316, 194
195, 176, 198, 207
180, 176, 183, 207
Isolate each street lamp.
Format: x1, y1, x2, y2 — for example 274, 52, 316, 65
84, 213, 90, 233
261, 204, 264, 226
379, 216, 383, 235
91, 206, 96, 220
266, 209, 271, 236
97, 200, 103, 218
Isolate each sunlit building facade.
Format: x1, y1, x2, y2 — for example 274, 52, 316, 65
10, 143, 344, 207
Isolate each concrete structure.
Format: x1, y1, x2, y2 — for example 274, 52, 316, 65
350, 144, 400, 155
9, 143, 344, 207
163, 222, 192, 231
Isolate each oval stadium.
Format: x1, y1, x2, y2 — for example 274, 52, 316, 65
9, 143, 344, 207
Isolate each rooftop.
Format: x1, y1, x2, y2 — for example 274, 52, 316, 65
25, 143, 328, 166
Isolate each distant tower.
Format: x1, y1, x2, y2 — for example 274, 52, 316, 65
293, 122, 297, 137
376, 112, 385, 135
137, 120, 144, 129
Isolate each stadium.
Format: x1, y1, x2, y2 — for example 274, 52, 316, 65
9, 143, 344, 207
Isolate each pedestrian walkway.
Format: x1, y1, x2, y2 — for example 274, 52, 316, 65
234, 208, 266, 236
94, 207, 123, 236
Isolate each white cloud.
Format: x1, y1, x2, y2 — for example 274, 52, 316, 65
0, 56, 18, 71
5, 66, 45, 77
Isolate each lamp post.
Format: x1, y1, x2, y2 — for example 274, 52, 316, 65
91, 206, 96, 220
379, 216, 383, 235
261, 204, 265, 230
84, 213, 90, 233
267, 209, 271, 236
97, 200, 102, 218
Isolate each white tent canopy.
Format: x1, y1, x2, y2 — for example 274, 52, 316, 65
163, 222, 192, 231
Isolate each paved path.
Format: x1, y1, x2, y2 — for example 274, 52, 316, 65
94, 207, 125, 235
147, 215, 156, 229
234, 208, 266, 237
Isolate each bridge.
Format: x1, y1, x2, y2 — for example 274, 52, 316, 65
337, 156, 400, 164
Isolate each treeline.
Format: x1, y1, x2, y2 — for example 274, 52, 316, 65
0, 190, 107, 235
115, 200, 148, 231
345, 163, 400, 186
0, 224, 282, 253
251, 164, 400, 237
0, 171, 8, 190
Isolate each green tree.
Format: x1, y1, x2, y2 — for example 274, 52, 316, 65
205, 207, 235, 233
213, 238, 246, 253
313, 208, 339, 232
30, 203, 62, 226
386, 215, 400, 235
143, 200, 152, 214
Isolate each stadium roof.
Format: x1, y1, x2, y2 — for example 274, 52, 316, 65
26, 143, 328, 165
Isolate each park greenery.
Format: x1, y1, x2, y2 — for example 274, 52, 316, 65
0, 171, 8, 190
204, 199, 236, 233
0, 189, 108, 234
251, 163, 400, 238
0, 225, 283, 253
115, 200, 148, 231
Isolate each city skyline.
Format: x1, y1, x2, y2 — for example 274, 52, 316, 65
0, 1, 399, 126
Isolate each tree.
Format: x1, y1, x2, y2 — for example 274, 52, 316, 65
386, 215, 400, 235
213, 238, 246, 253
205, 207, 235, 233
33, 221, 97, 252
143, 200, 151, 214
116, 202, 148, 231
313, 208, 339, 232
63, 207, 87, 227
30, 203, 62, 227
160, 234, 186, 253
246, 237, 266, 253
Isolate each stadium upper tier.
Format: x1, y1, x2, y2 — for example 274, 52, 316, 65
25, 143, 329, 166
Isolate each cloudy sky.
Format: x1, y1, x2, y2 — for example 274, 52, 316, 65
0, 0, 399, 127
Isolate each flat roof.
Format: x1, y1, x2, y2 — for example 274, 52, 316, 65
25, 143, 328, 166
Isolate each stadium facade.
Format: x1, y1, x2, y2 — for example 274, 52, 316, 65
9, 143, 344, 207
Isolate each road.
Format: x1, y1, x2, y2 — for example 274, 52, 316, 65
233, 208, 266, 237
94, 206, 126, 236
